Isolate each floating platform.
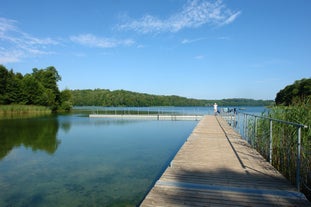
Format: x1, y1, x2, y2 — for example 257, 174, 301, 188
89, 114, 203, 121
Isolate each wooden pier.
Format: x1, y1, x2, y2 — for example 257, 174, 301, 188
140, 115, 310, 206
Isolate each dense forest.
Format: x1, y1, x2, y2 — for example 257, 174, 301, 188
71, 89, 274, 107
0, 65, 72, 111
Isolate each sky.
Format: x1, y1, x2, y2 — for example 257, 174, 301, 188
0, 0, 310, 100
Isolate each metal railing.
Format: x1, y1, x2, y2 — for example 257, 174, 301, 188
86, 106, 214, 116
222, 111, 309, 192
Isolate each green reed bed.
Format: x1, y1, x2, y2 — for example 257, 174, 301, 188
270, 104, 310, 199
246, 102, 310, 200
0, 105, 52, 118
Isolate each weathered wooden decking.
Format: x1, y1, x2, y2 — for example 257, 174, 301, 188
140, 115, 310, 206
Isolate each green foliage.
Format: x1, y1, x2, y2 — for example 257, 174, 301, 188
275, 78, 311, 106
252, 99, 311, 198
0, 105, 51, 119
32, 67, 62, 109
274, 104, 310, 197
0, 105, 51, 114
71, 89, 274, 107
22, 75, 48, 105
216, 98, 274, 106
0, 65, 72, 112
240, 78, 311, 198
60, 89, 73, 111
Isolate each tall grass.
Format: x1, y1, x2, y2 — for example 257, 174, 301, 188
247, 100, 311, 199
0, 105, 52, 119
270, 102, 310, 199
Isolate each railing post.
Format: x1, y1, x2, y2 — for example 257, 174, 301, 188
236, 112, 307, 192
296, 126, 301, 191
269, 120, 273, 164
252, 117, 257, 147
244, 114, 247, 139
255, 117, 258, 142
245, 115, 250, 143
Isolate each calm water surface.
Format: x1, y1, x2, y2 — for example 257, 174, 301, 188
0, 113, 197, 207
0, 106, 267, 206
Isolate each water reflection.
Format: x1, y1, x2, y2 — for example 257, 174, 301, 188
0, 113, 197, 206
0, 116, 61, 160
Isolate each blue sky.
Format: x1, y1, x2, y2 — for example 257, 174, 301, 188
0, 0, 310, 100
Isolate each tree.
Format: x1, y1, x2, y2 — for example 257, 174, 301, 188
70, 89, 274, 107
0, 65, 9, 104
21, 74, 48, 105
275, 78, 311, 105
0, 65, 71, 111
32, 66, 62, 110
60, 89, 73, 111
6, 70, 23, 103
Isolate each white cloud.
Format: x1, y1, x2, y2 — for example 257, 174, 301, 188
0, 50, 22, 63
137, 44, 145, 48
181, 37, 208, 44
22, 33, 59, 45
194, 55, 204, 59
117, 0, 241, 33
217, 36, 230, 40
223, 11, 241, 25
181, 39, 192, 44
70, 34, 134, 48
0, 17, 59, 64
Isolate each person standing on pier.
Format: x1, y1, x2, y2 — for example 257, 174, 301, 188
213, 103, 218, 116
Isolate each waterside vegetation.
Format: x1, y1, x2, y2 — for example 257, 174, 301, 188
252, 78, 311, 199
0, 105, 51, 115
0, 65, 73, 114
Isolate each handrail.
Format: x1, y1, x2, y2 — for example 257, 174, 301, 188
222, 111, 309, 192
240, 112, 308, 129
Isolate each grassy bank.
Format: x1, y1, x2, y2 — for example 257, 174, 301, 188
0, 105, 52, 118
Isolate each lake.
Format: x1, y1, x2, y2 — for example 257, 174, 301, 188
0, 106, 267, 206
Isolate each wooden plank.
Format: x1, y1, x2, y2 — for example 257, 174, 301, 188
140, 115, 311, 206
142, 185, 307, 207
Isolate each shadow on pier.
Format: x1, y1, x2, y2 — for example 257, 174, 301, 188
140, 115, 311, 206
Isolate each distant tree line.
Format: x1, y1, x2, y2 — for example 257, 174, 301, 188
0, 65, 72, 111
275, 78, 311, 106
71, 89, 274, 107
215, 98, 274, 107
0, 64, 274, 109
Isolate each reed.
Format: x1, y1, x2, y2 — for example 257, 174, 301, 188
253, 100, 311, 199
0, 105, 52, 118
